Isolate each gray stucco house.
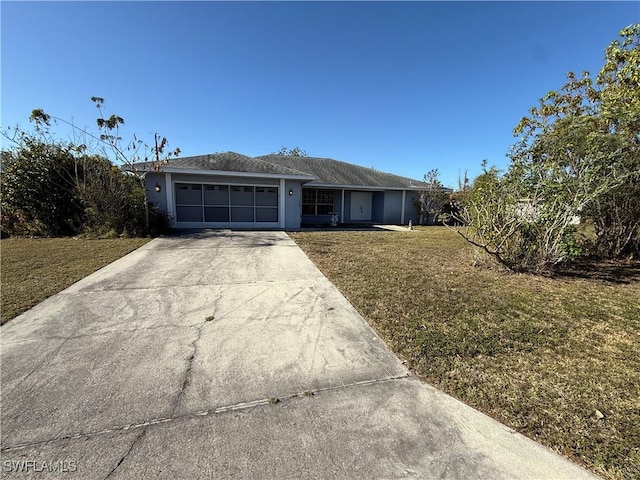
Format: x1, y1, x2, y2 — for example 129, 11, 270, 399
138, 152, 450, 229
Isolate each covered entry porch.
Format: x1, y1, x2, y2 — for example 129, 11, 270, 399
301, 187, 417, 226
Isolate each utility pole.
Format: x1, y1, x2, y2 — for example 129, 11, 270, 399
154, 133, 160, 163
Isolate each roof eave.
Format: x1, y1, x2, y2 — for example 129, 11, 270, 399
304, 183, 452, 192
158, 167, 316, 181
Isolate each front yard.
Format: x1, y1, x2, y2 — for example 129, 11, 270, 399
1, 237, 150, 324
2, 230, 637, 478
289, 227, 640, 480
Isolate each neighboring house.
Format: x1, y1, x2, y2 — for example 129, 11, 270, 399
136, 152, 452, 229
514, 198, 581, 225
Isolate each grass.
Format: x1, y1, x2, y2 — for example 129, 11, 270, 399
289, 227, 640, 480
1, 237, 150, 324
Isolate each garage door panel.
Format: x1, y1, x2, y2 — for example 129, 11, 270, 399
176, 206, 203, 222
256, 187, 278, 206
204, 207, 229, 222
204, 185, 229, 205
231, 186, 254, 206
176, 184, 202, 205
256, 208, 278, 222
231, 207, 254, 222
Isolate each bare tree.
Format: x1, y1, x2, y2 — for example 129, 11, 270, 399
413, 169, 449, 225
29, 97, 180, 230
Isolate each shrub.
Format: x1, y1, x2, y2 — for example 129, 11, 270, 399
0, 141, 85, 236
1, 140, 167, 238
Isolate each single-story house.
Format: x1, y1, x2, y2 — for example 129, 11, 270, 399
137, 152, 451, 229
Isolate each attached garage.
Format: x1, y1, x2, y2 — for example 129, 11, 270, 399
137, 152, 314, 229
174, 183, 280, 228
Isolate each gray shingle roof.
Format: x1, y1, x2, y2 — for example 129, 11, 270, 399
133, 152, 313, 178
134, 151, 447, 190
257, 154, 427, 188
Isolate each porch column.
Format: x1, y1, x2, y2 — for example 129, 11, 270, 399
279, 179, 286, 228
165, 173, 175, 227
401, 190, 406, 225
341, 189, 345, 224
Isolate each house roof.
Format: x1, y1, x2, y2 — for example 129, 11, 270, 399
257, 154, 432, 189
133, 152, 313, 179
134, 151, 451, 191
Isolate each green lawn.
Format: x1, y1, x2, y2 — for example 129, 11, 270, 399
1, 237, 150, 324
289, 227, 640, 480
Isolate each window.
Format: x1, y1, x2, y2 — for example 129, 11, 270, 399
302, 189, 334, 215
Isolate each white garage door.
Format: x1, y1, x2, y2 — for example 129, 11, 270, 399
175, 183, 279, 227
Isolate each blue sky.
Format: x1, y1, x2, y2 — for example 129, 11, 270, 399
2, 1, 638, 188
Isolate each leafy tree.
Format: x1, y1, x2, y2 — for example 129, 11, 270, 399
1, 134, 85, 236
589, 24, 640, 256
0, 133, 153, 238
273, 146, 309, 157
512, 24, 639, 258
457, 23, 640, 271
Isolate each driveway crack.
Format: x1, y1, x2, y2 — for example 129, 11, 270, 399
1, 374, 412, 453
170, 324, 205, 417
102, 426, 148, 480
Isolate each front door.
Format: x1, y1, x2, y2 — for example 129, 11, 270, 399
350, 191, 372, 221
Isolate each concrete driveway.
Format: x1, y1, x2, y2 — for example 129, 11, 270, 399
1, 231, 598, 479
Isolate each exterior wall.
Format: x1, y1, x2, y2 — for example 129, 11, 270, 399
284, 180, 303, 229
383, 190, 403, 224
343, 191, 352, 223
145, 172, 167, 212
333, 191, 344, 224
404, 191, 419, 225
372, 191, 384, 223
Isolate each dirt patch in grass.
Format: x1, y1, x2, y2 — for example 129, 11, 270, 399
1, 237, 150, 324
289, 227, 640, 480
